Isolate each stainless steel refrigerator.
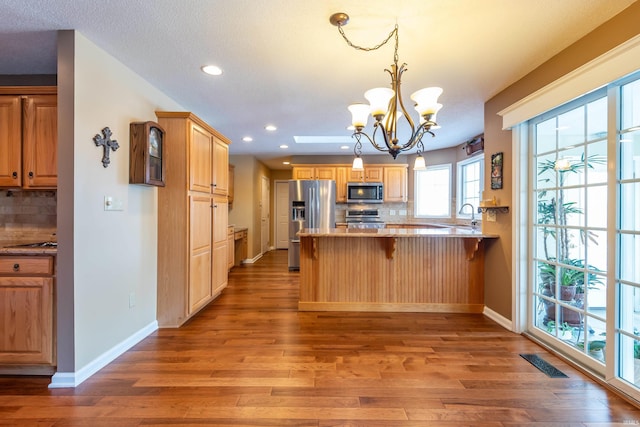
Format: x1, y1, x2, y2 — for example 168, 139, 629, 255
288, 179, 336, 270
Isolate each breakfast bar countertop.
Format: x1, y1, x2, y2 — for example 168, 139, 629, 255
298, 227, 498, 239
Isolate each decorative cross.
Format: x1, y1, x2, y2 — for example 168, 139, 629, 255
93, 127, 119, 168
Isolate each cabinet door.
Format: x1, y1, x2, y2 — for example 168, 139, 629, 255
383, 166, 408, 202
22, 95, 57, 189
364, 166, 383, 182
292, 167, 314, 180
0, 277, 53, 364
227, 229, 234, 270
315, 166, 336, 181
189, 122, 213, 193
212, 196, 229, 294
348, 168, 364, 182
212, 137, 228, 195
335, 166, 348, 203
189, 194, 212, 314
0, 96, 22, 187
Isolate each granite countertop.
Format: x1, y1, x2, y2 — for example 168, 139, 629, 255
0, 240, 58, 255
298, 228, 498, 238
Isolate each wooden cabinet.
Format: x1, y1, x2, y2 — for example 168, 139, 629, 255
156, 112, 231, 327
0, 255, 55, 367
212, 195, 228, 295
349, 166, 383, 182
292, 166, 336, 181
213, 137, 228, 195
227, 226, 234, 271
0, 89, 57, 189
234, 228, 248, 267
383, 165, 408, 202
228, 164, 235, 206
335, 166, 349, 203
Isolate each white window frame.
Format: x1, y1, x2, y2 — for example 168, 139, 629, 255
456, 154, 484, 220
413, 163, 452, 218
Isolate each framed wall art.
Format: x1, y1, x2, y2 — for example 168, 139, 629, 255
491, 152, 503, 189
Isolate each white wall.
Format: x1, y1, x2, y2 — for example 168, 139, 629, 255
53, 31, 184, 386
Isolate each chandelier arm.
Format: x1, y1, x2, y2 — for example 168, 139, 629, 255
371, 122, 394, 152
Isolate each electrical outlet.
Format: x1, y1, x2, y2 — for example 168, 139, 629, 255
389, 209, 396, 216
399, 209, 407, 216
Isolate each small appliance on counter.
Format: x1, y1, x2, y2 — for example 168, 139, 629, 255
288, 179, 336, 270
346, 182, 383, 204
345, 208, 385, 229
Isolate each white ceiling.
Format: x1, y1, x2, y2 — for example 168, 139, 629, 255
0, 0, 635, 169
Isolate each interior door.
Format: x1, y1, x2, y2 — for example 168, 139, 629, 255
275, 180, 289, 249
260, 176, 270, 254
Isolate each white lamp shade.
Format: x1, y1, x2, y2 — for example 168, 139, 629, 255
352, 156, 364, 171
365, 87, 394, 117
413, 155, 426, 170
411, 87, 443, 116
415, 104, 441, 124
348, 103, 370, 128
554, 158, 571, 171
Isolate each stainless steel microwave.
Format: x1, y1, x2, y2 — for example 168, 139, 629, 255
346, 182, 384, 204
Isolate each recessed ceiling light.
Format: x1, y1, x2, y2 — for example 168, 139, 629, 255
201, 65, 223, 76
242, 136, 253, 142
346, 125, 355, 131
280, 144, 288, 149
265, 124, 277, 131
283, 161, 290, 165
340, 145, 349, 150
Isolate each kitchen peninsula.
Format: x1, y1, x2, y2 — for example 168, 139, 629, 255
298, 227, 497, 313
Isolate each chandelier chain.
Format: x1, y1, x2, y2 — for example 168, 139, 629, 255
337, 24, 398, 60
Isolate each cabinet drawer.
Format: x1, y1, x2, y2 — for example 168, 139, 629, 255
0, 256, 54, 275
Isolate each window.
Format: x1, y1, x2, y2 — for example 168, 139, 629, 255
414, 163, 451, 218
456, 155, 484, 218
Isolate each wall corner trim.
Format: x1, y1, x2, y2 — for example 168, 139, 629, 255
49, 321, 158, 388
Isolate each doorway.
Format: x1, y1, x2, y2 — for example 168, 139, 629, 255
260, 176, 270, 254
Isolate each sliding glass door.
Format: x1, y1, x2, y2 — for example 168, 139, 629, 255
527, 72, 640, 395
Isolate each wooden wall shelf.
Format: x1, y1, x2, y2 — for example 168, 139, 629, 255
477, 206, 509, 214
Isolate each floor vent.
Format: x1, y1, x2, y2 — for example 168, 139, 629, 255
520, 354, 568, 378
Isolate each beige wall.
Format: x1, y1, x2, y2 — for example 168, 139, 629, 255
482, 2, 640, 319
56, 30, 184, 383
229, 155, 272, 259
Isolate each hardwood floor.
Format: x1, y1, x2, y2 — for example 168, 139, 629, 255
2, 249, 640, 426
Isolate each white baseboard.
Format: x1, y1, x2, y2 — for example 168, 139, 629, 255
483, 306, 514, 332
242, 252, 263, 264
49, 320, 158, 388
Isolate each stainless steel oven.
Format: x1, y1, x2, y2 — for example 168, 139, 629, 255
346, 182, 383, 204
345, 208, 385, 229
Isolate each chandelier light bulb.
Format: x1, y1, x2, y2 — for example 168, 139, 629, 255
348, 103, 370, 128
411, 87, 443, 117
364, 88, 395, 117
352, 156, 364, 171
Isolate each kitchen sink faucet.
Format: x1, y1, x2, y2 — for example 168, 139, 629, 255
459, 203, 478, 230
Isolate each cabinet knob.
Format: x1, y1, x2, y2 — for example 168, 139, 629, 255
28, 171, 34, 178
13, 263, 20, 272
12, 171, 17, 179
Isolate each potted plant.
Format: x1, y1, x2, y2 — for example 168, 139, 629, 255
537, 153, 605, 327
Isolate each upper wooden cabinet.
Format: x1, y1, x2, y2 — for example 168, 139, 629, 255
292, 166, 336, 181
0, 89, 57, 189
335, 166, 349, 203
228, 164, 235, 206
189, 121, 213, 193
383, 165, 408, 202
349, 166, 383, 183
212, 136, 228, 195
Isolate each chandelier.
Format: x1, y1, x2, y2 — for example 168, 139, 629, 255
330, 12, 443, 170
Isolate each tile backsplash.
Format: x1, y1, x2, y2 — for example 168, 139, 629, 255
0, 190, 57, 240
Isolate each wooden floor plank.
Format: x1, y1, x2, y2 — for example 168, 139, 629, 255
1, 249, 640, 426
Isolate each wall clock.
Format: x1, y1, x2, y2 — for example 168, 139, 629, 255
129, 121, 166, 187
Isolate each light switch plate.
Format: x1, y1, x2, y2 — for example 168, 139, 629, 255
104, 196, 124, 211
